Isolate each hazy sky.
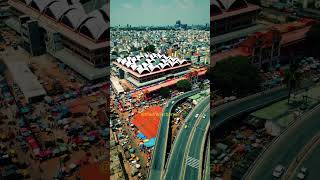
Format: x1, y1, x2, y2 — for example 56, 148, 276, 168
110, 0, 209, 26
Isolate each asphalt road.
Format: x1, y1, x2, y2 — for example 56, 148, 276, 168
246, 105, 320, 180
212, 79, 315, 128
164, 97, 210, 180
148, 89, 200, 180
212, 87, 289, 128
204, 145, 211, 180
293, 144, 320, 180
183, 108, 210, 180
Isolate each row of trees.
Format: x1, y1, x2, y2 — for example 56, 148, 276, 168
159, 79, 192, 97
209, 56, 262, 97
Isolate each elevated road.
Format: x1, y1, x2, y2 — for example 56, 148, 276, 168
183, 108, 210, 180
164, 97, 210, 180
246, 105, 320, 180
204, 145, 211, 180
148, 89, 201, 180
212, 79, 314, 128
212, 87, 289, 128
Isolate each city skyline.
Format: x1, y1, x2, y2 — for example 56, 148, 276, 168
110, 0, 209, 26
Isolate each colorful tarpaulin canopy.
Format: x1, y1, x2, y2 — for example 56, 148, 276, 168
137, 132, 146, 140
144, 138, 156, 148
132, 106, 162, 139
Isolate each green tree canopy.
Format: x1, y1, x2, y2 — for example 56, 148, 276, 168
176, 79, 192, 91
159, 87, 170, 98
111, 51, 118, 56
283, 61, 302, 103
210, 56, 262, 97
144, 45, 156, 53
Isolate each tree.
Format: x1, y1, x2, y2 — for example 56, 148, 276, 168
176, 79, 192, 91
159, 87, 170, 98
144, 45, 156, 53
111, 51, 118, 56
283, 60, 302, 103
306, 24, 320, 58
211, 56, 262, 97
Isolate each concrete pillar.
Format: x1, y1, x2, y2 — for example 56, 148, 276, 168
303, 0, 308, 8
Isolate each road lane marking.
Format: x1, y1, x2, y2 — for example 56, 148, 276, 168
187, 156, 199, 169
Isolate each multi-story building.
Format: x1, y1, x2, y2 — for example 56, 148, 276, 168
19, 15, 46, 56
113, 53, 192, 87
241, 30, 281, 69
211, 0, 264, 52
6, 0, 109, 80
212, 19, 316, 68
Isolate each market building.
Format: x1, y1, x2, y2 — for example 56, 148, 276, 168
113, 53, 192, 87
5, 0, 109, 80
211, 0, 263, 53
212, 19, 316, 68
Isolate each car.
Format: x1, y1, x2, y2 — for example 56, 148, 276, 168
184, 125, 188, 129
300, 167, 307, 174
195, 114, 199, 118
273, 165, 285, 178
297, 167, 308, 179
172, 101, 175, 104
297, 173, 305, 180
203, 115, 206, 119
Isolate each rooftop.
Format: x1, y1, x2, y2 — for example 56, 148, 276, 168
110, 77, 124, 94
212, 24, 266, 45
211, 0, 260, 21
3, 57, 46, 100
52, 48, 108, 80
114, 53, 191, 77
8, 0, 108, 50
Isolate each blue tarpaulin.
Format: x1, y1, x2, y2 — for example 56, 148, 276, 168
137, 132, 146, 140
144, 138, 156, 148
129, 148, 136, 153
20, 107, 29, 114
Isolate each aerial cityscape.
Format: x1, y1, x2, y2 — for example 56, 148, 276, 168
0, 0, 319, 179
110, 0, 210, 179
211, 0, 320, 180
0, 0, 109, 179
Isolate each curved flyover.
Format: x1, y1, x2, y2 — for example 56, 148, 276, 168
212, 78, 315, 128
212, 87, 289, 128
148, 89, 201, 180
164, 97, 210, 180
245, 105, 320, 180
183, 107, 210, 180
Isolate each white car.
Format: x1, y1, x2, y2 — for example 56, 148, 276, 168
172, 101, 175, 104
297, 173, 305, 180
297, 167, 308, 179
273, 165, 285, 178
195, 114, 199, 118
300, 167, 307, 174
203, 115, 206, 119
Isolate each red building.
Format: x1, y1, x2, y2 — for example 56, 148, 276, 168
212, 19, 317, 69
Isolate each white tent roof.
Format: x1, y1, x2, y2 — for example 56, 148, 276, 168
21, 0, 109, 41
79, 9, 108, 40
115, 53, 190, 74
